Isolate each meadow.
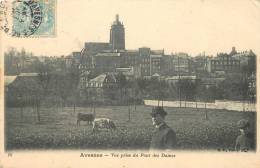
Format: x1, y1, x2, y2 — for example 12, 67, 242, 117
5, 105, 256, 150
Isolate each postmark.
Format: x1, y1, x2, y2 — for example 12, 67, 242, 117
0, 0, 56, 37
12, 0, 43, 37
0, 0, 11, 34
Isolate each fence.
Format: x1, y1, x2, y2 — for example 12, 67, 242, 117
144, 100, 256, 112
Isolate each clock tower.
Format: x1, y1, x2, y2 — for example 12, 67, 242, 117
109, 14, 125, 50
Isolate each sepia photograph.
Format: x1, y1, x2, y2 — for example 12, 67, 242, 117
0, 0, 259, 167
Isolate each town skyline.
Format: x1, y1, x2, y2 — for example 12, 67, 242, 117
2, 0, 260, 57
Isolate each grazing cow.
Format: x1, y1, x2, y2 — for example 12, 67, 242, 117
77, 113, 94, 126
92, 118, 116, 132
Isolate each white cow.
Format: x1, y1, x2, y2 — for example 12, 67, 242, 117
92, 118, 116, 132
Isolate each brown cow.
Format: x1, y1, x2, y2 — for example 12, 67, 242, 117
77, 113, 94, 126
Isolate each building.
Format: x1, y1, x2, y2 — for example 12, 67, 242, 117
150, 54, 162, 75
207, 53, 240, 73
94, 51, 122, 73
4, 76, 17, 90
110, 14, 125, 50
192, 54, 212, 74
121, 50, 139, 67
171, 53, 192, 75
78, 71, 90, 91
116, 67, 134, 80
229, 46, 238, 56
74, 15, 165, 77
138, 47, 164, 76
231, 49, 256, 67
5, 73, 40, 106
80, 42, 111, 72
160, 55, 173, 76
65, 55, 73, 69
72, 52, 81, 65
138, 47, 150, 76
79, 73, 119, 102
86, 73, 118, 88
248, 73, 256, 101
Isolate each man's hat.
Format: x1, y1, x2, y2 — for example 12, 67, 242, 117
237, 119, 250, 129
150, 106, 167, 117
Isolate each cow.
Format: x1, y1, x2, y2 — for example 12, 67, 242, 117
77, 113, 94, 126
92, 118, 116, 132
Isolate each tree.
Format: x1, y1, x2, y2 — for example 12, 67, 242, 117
37, 62, 52, 95
217, 74, 250, 101
196, 84, 210, 120
50, 63, 80, 109
136, 78, 149, 99
4, 47, 19, 75
176, 79, 198, 107
116, 72, 127, 103
54, 72, 70, 108
241, 55, 256, 75
8, 76, 43, 122
68, 65, 80, 113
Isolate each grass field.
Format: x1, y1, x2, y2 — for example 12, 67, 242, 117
5, 105, 256, 150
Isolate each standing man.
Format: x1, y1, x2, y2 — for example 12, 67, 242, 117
150, 106, 177, 150
235, 119, 255, 151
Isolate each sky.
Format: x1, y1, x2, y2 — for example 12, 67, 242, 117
1, 0, 260, 57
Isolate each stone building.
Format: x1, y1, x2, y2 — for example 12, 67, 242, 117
138, 47, 164, 76
94, 51, 122, 73
80, 42, 111, 71
110, 14, 125, 50
171, 53, 192, 75
79, 73, 119, 102
207, 53, 240, 73
75, 15, 165, 77
150, 54, 163, 75
192, 55, 212, 74
121, 50, 139, 67
231, 48, 256, 67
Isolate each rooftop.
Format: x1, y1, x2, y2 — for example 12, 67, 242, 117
95, 52, 121, 57
19, 73, 39, 77
90, 74, 107, 82
4, 76, 17, 86
90, 73, 117, 83
151, 50, 164, 55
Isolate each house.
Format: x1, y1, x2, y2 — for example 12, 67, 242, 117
86, 73, 117, 88
5, 76, 17, 88
5, 73, 41, 107
79, 73, 119, 102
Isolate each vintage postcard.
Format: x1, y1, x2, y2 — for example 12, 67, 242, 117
0, 0, 259, 167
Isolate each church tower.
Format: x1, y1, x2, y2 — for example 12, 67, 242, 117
110, 14, 125, 50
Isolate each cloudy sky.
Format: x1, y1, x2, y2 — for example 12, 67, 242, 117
2, 0, 260, 57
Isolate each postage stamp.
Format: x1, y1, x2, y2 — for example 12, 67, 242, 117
0, 0, 56, 37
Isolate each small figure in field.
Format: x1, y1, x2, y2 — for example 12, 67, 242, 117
150, 106, 177, 150
92, 118, 116, 133
235, 119, 255, 151
77, 113, 94, 126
